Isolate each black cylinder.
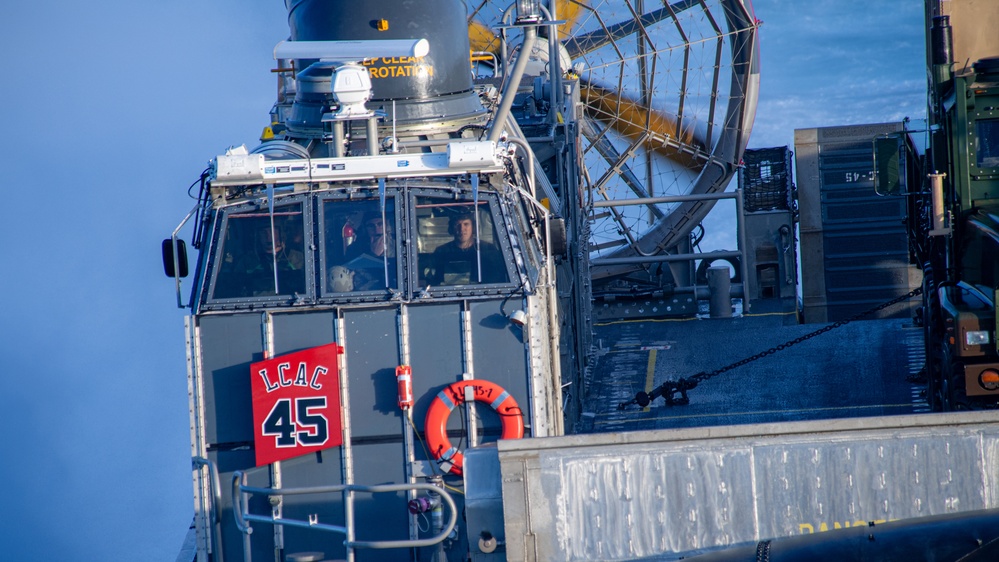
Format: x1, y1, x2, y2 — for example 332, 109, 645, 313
931, 15, 953, 67
285, 0, 486, 126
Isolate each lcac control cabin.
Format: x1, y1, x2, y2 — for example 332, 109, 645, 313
163, 31, 572, 556
162, 0, 590, 556
167, 134, 566, 561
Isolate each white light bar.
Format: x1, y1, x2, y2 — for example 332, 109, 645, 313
273, 39, 430, 62
210, 143, 503, 187
447, 141, 498, 168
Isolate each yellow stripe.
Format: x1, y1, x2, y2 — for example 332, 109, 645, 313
643, 349, 657, 413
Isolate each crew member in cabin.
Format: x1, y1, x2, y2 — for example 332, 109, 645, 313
339, 211, 396, 291
429, 211, 505, 285
345, 212, 394, 261
219, 223, 305, 297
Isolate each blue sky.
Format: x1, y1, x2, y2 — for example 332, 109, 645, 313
0, 1, 925, 559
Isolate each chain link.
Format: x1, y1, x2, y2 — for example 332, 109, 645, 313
755, 540, 771, 562
618, 287, 923, 410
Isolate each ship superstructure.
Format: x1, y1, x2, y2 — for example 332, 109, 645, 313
165, 1, 762, 560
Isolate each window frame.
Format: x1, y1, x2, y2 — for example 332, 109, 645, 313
202, 194, 314, 308
194, 184, 529, 311
316, 191, 405, 301
409, 189, 520, 296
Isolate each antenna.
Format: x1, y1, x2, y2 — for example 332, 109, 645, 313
273, 39, 430, 62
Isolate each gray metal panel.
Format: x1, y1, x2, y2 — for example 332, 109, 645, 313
795, 123, 920, 323
407, 302, 464, 424
200, 314, 264, 444
469, 299, 531, 435
464, 445, 506, 562
273, 311, 337, 354
195, 302, 537, 560
329, 307, 451, 560
497, 412, 999, 561
341, 307, 403, 439
742, 211, 797, 301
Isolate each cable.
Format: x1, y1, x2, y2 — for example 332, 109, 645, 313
406, 409, 443, 477
187, 168, 210, 199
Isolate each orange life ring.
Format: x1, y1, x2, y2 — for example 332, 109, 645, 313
424, 380, 524, 475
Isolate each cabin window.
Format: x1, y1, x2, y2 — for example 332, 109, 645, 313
975, 118, 999, 169
414, 196, 510, 287
320, 198, 398, 294
211, 202, 307, 299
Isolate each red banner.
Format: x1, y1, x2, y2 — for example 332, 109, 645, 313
250, 343, 343, 466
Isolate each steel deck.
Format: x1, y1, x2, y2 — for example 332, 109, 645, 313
580, 298, 926, 433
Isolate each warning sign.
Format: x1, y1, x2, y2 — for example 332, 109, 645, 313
363, 56, 434, 79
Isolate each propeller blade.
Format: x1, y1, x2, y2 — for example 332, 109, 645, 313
580, 81, 707, 171
554, 0, 585, 39
469, 19, 500, 55
564, 0, 700, 59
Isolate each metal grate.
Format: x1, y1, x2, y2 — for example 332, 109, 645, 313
740, 147, 793, 212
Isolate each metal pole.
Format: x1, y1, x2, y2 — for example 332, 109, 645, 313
591, 249, 742, 267
336, 315, 356, 562
707, 266, 733, 318
261, 313, 283, 562
366, 116, 379, 156
546, 3, 560, 113
591, 191, 740, 207
736, 188, 750, 313
171, 203, 198, 309
929, 172, 949, 234
333, 121, 346, 158
396, 306, 419, 547
489, 27, 538, 143
505, 137, 536, 199
461, 308, 479, 448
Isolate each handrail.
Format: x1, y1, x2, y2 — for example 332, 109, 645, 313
589, 189, 752, 312
193, 457, 222, 525
232, 473, 458, 549
192, 456, 225, 561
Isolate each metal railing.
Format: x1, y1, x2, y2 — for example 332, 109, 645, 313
192, 457, 224, 560
232, 474, 458, 554
590, 190, 751, 310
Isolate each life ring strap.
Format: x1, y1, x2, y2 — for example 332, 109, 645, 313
490, 390, 510, 410
435, 389, 457, 411
440, 446, 459, 462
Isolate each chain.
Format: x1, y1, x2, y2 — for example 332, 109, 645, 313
617, 287, 923, 410
755, 540, 771, 562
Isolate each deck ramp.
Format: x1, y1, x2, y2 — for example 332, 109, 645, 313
493, 412, 999, 561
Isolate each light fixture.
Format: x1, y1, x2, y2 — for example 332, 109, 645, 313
966, 330, 991, 346
515, 0, 542, 24
508, 309, 528, 326
979, 369, 999, 391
